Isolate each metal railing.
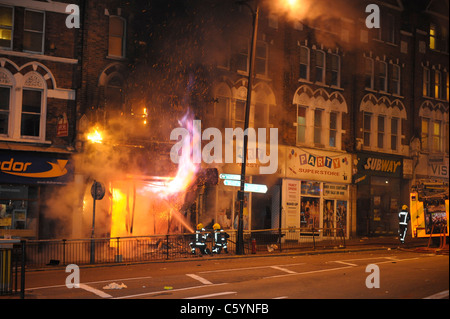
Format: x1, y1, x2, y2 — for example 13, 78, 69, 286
21, 227, 346, 268
0, 241, 26, 298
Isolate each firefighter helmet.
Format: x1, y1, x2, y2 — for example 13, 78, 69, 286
213, 223, 221, 230
402, 205, 408, 210
197, 223, 204, 230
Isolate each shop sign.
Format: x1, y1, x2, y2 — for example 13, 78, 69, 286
56, 113, 69, 137
286, 148, 351, 183
324, 184, 348, 199
0, 153, 74, 185
356, 153, 402, 178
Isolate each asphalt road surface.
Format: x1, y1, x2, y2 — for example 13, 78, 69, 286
19, 249, 448, 301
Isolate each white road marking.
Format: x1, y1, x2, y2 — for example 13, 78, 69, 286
26, 275, 153, 291
114, 283, 228, 299
265, 265, 355, 279
331, 261, 358, 267
186, 273, 214, 285
423, 290, 449, 299
79, 284, 113, 298
198, 263, 304, 274
271, 266, 297, 274
273, 296, 288, 299
185, 291, 236, 299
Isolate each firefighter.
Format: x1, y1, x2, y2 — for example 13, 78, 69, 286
398, 205, 410, 244
189, 223, 210, 255
212, 223, 229, 254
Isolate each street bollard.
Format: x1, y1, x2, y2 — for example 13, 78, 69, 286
251, 238, 256, 254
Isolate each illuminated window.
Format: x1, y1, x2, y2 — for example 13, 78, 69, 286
108, 16, 126, 58
421, 118, 429, 151
23, 10, 45, 53
429, 24, 436, 50
0, 6, 13, 49
432, 121, 441, 152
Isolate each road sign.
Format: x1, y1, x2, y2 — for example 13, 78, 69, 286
219, 174, 241, 180
223, 179, 268, 193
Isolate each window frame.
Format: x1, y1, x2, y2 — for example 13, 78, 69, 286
108, 16, 126, 58
363, 112, 372, 147
296, 105, 307, 144
330, 54, 340, 87
299, 46, 309, 81
390, 117, 399, 151
0, 5, 14, 50
364, 57, 374, 89
0, 85, 11, 136
423, 67, 431, 97
391, 64, 401, 95
377, 60, 387, 92
313, 108, 323, 145
315, 50, 326, 84
23, 9, 45, 54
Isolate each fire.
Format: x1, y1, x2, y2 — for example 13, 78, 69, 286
86, 127, 103, 144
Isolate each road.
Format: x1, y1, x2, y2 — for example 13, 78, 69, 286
19, 249, 448, 302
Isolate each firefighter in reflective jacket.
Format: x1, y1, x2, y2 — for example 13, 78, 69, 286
398, 205, 410, 244
212, 223, 229, 254
190, 223, 210, 255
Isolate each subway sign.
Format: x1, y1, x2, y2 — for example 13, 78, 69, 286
356, 153, 403, 178
0, 153, 73, 185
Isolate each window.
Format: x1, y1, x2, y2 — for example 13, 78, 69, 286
445, 123, 449, 153
215, 96, 230, 129
391, 64, 400, 95
363, 112, 372, 147
429, 24, 436, 50
21, 89, 42, 137
377, 116, 385, 148
0, 86, 10, 135
296, 106, 306, 143
255, 41, 268, 76
23, 10, 45, 53
447, 72, 450, 102
435, 70, 442, 99
253, 103, 267, 128
364, 57, 374, 89
315, 50, 325, 83
299, 46, 309, 80
423, 68, 430, 97
391, 118, 398, 151
377, 61, 387, 91
108, 16, 126, 58
235, 37, 249, 73
0, 6, 13, 49
330, 54, 340, 87
433, 121, 441, 152
421, 118, 429, 151
385, 13, 396, 44
314, 109, 322, 144
234, 99, 246, 129
329, 112, 338, 147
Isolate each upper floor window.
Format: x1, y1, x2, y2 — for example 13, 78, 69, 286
377, 115, 385, 149
0, 86, 10, 135
377, 60, 387, 92
391, 64, 400, 95
330, 54, 340, 87
391, 117, 399, 151
313, 109, 323, 144
363, 112, 372, 147
421, 118, 429, 151
364, 57, 374, 89
234, 99, 246, 129
423, 67, 431, 97
21, 89, 42, 138
315, 50, 325, 84
108, 16, 126, 58
432, 121, 441, 152
429, 24, 436, 50
435, 70, 442, 99
23, 10, 45, 53
329, 112, 338, 147
299, 46, 309, 80
296, 105, 306, 144
255, 41, 268, 76
0, 6, 13, 49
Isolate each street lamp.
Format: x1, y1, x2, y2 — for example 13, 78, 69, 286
236, 0, 259, 255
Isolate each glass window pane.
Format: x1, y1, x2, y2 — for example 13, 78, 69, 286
24, 10, 44, 32
22, 90, 42, 113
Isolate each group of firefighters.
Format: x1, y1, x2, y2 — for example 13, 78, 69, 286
188, 205, 412, 255
189, 223, 230, 255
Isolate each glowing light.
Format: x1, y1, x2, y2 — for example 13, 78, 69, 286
86, 127, 103, 144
